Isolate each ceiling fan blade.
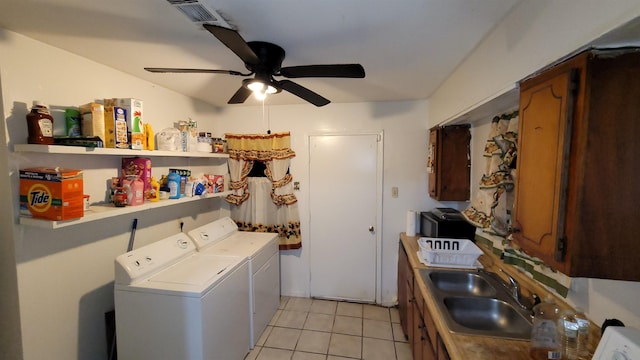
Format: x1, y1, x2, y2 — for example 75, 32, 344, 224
203, 24, 260, 66
145, 67, 250, 76
279, 64, 365, 78
228, 86, 253, 104
277, 80, 330, 107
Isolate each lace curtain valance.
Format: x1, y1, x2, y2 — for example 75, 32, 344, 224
225, 132, 302, 250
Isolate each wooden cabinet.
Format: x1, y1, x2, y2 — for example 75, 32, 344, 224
436, 335, 450, 360
398, 241, 448, 360
513, 48, 640, 280
427, 125, 471, 201
398, 243, 413, 339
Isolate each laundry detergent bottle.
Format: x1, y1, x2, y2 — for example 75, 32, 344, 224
167, 171, 181, 199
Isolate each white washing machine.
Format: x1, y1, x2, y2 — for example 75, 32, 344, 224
187, 217, 280, 348
114, 232, 249, 360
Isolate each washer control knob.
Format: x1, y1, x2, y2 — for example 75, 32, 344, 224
177, 239, 189, 249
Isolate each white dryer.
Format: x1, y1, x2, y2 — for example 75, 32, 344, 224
188, 217, 280, 348
114, 232, 249, 360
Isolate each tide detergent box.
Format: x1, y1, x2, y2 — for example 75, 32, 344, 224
19, 167, 84, 221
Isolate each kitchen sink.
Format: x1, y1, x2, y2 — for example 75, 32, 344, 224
428, 271, 496, 297
418, 268, 533, 340
443, 296, 532, 338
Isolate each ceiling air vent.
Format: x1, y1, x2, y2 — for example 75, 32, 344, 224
166, 0, 232, 28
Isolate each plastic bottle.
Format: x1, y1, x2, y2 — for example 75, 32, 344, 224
26, 101, 54, 144
574, 308, 590, 359
149, 177, 160, 202
559, 311, 579, 359
167, 171, 181, 199
65, 108, 81, 137
145, 123, 154, 151
530, 297, 562, 360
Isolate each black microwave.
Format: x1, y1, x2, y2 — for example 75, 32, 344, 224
419, 208, 476, 240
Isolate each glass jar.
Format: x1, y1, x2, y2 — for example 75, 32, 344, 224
113, 187, 128, 207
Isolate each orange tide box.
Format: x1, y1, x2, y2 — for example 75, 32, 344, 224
19, 167, 84, 221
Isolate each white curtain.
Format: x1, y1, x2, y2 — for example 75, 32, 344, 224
226, 158, 252, 206
462, 111, 519, 236
224, 132, 302, 250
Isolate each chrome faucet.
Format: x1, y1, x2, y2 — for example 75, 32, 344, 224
478, 268, 539, 314
498, 269, 539, 313
501, 269, 521, 300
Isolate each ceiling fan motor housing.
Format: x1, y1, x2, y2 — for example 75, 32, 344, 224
247, 41, 286, 74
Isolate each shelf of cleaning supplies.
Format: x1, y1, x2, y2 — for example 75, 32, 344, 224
14, 144, 229, 158
19, 191, 232, 229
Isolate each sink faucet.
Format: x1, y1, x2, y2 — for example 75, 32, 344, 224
479, 268, 540, 313
502, 269, 521, 299
498, 269, 540, 313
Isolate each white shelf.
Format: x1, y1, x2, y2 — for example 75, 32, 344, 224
14, 144, 229, 159
19, 191, 231, 229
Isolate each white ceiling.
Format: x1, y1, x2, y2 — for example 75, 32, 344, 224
0, 0, 522, 108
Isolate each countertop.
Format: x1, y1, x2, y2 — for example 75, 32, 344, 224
400, 233, 599, 360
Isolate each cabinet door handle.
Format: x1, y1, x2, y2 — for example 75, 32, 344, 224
408, 298, 415, 303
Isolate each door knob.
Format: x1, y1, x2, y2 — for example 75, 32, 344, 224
369, 226, 375, 233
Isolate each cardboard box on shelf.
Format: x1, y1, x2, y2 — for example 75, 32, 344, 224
19, 167, 84, 221
121, 157, 152, 199
79, 102, 105, 143
115, 98, 144, 149
104, 100, 129, 149
204, 174, 224, 193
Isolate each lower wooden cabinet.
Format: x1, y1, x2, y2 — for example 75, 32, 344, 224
398, 241, 449, 360
398, 243, 413, 338
437, 334, 451, 360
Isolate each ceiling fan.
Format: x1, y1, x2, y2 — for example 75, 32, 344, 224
145, 24, 366, 107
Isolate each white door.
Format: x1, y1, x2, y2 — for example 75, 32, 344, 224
309, 133, 382, 302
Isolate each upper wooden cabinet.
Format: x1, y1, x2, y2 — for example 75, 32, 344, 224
512, 48, 640, 281
427, 125, 471, 201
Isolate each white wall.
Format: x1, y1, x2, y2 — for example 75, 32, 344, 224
429, 0, 640, 126
1, 29, 229, 360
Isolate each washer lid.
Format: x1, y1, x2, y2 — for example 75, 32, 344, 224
201, 231, 278, 258
150, 254, 238, 286
121, 254, 246, 296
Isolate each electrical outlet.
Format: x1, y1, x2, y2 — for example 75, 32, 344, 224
391, 186, 399, 198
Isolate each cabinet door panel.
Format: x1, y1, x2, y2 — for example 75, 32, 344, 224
513, 69, 575, 266
411, 302, 422, 360
427, 129, 438, 197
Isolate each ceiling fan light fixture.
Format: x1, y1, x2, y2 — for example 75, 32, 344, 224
245, 79, 279, 100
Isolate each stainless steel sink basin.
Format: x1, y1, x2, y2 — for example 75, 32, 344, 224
418, 268, 533, 340
428, 271, 496, 297
443, 296, 532, 339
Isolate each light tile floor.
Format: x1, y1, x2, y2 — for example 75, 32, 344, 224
245, 297, 412, 360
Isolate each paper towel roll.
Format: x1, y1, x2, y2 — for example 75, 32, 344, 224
406, 210, 417, 236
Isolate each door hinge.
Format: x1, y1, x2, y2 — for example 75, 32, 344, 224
555, 236, 566, 262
